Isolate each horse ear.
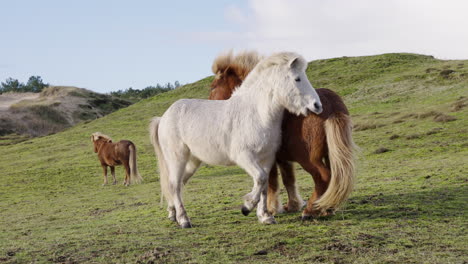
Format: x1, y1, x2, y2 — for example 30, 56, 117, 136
224, 66, 234, 76
288, 57, 301, 70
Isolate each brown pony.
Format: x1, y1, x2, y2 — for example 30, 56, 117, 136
209, 51, 356, 219
91, 132, 142, 186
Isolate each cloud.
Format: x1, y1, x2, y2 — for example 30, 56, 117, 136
223, 0, 468, 60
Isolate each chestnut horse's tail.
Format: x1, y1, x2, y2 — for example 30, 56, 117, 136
149, 117, 170, 206
128, 143, 143, 184
314, 113, 357, 211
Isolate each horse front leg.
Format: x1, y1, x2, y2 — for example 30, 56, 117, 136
102, 165, 108, 186
110, 166, 117, 185
277, 160, 304, 212
237, 156, 276, 224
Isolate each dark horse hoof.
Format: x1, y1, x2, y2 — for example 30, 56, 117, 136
241, 206, 251, 216
180, 222, 192, 228
301, 215, 315, 221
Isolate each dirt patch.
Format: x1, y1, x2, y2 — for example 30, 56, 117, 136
433, 113, 457, 122
389, 134, 400, 140
323, 241, 354, 253
48, 254, 78, 264
418, 111, 441, 119
400, 113, 418, 119
406, 134, 422, 140
373, 147, 390, 154
253, 249, 268, 256
354, 122, 385, 131
351, 193, 386, 206
392, 119, 405, 124
439, 69, 455, 79
137, 247, 171, 263
451, 96, 467, 112
88, 208, 114, 216
426, 128, 443, 135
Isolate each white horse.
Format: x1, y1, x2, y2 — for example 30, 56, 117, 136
150, 52, 323, 228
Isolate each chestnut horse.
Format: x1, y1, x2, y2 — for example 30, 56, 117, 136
209, 51, 356, 219
91, 132, 142, 186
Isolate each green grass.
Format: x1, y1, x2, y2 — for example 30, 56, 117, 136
0, 53, 467, 263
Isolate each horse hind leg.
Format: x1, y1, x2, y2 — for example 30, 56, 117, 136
164, 157, 200, 223
169, 163, 192, 228
163, 156, 200, 225
301, 159, 331, 220
266, 164, 283, 215
163, 146, 193, 228
123, 162, 131, 186
182, 155, 201, 185
110, 166, 117, 185
278, 160, 304, 212
102, 165, 108, 186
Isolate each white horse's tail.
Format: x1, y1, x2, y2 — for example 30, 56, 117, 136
128, 143, 143, 184
149, 117, 171, 206
314, 113, 357, 211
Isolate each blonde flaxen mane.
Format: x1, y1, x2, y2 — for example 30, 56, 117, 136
212, 50, 263, 81
91, 132, 113, 142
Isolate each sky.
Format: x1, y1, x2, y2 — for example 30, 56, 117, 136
1, 0, 468, 93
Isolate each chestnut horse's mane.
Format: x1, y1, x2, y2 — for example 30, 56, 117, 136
212, 50, 263, 81
91, 132, 112, 142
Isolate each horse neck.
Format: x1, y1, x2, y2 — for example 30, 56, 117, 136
234, 81, 285, 127
95, 140, 109, 153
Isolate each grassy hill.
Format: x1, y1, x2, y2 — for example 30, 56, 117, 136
0, 53, 466, 263
0, 86, 131, 141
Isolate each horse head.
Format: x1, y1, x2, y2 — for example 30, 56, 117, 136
91, 132, 113, 153
210, 66, 242, 100
242, 52, 323, 116
281, 54, 322, 115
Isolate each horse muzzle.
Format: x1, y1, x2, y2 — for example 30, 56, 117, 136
306, 102, 323, 115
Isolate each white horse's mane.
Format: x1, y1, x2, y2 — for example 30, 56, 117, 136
232, 52, 307, 97
255, 52, 306, 73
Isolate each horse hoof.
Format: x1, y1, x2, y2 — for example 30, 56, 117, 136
241, 206, 251, 216
301, 215, 315, 221
262, 217, 277, 225
324, 208, 336, 216
180, 222, 192, 228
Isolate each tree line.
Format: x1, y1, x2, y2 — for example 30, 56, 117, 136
0, 76, 48, 94
109, 81, 181, 101
0, 76, 180, 101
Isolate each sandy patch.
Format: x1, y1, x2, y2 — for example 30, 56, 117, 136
0, 93, 40, 111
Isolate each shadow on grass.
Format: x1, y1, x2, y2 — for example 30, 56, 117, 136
341, 185, 467, 221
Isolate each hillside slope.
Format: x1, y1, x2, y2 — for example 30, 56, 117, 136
0, 86, 131, 139
0, 53, 466, 263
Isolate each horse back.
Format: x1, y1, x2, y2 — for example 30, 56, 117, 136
98, 140, 134, 166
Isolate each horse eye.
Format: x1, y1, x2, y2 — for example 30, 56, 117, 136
295, 77, 301, 82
